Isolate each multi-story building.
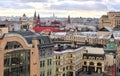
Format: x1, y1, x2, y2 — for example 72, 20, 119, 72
0, 26, 54, 76
99, 11, 120, 28
53, 44, 85, 76
82, 47, 105, 73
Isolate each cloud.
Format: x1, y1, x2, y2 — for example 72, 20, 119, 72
0, 1, 34, 9
49, 1, 107, 11
111, 3, 120, 10
20, 0, 48, 3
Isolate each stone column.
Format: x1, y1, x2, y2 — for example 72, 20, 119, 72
102, 65, 104, 72
73, 71, 76, 76
94, 62, 97, 72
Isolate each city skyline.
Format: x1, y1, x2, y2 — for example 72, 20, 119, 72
0, 0, 120, 18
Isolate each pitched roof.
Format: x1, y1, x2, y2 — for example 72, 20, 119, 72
99, 26, 112, 32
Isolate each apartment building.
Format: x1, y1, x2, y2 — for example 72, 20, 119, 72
53, 44, 85, 76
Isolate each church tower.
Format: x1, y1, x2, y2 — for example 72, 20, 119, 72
36, 14, 41, 27
33, 11, 37, 27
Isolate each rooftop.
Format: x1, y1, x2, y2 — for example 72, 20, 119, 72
85, 47, 104, 54
6, 31, 51, 44
54, 46, 85, 54
104, 41, 117, 52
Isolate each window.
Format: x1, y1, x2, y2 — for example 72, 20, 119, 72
56, 68, 59, 72
40, 61, 42, 67
58, 56, 60, 59
83, 56, 87, 59
40, 60, 45, 67
4, 50, 30, 76
89, 62, 94, 65
70, 66, 73, 70
70, 60, 72, 63
47, 69, 51, 76
47, 59, 52, 66
40, 71, 45, 76
43, 60, 45, 67
66, 66, 68, 70
47, 59, 49, 65
5, 41, 23, 50
50, 59, 52, 65
97, 62, 102, 66
84, 61, 87, 65
63, 67, 65, 71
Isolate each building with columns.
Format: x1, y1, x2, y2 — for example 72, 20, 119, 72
99, 11, 120, 28
82, 47, 105, 73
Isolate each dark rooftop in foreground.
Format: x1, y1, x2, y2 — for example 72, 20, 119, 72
8, 31, 52, 44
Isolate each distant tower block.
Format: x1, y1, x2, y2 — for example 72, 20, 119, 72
67, 15, 71, 24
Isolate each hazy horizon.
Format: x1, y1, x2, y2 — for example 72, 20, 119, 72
0, 0, 120, 18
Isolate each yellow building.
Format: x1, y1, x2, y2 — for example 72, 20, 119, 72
53, 44, 85, 76
99, 11, 120, 28
82, 47, 105, 73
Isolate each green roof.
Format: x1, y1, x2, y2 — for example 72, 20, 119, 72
104, 41, 117, 52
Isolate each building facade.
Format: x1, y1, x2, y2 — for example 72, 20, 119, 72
0, 30, 54, 76
53, 45, 84, 76
99, 12, 120, 28
82, 47, 105, 73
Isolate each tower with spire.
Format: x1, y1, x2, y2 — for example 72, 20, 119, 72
33, 11, 37, 27
36, 14, 41, 27
33, 11, 41, 27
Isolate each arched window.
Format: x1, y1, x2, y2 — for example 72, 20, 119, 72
63, 73, 65, 76
83, 56, 87, 59
97, 62, 102, 66
84, 61, 87, 65
89, 62, 94, 65
5, 41, 23, 50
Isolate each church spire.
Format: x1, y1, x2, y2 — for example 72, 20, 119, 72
34, 11, 36, 20
53, 13, 56, 21
36, 14, 41, 27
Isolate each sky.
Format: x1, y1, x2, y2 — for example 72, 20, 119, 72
0, 0, 120, 18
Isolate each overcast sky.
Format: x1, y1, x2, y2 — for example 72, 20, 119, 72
0, 0, 120, 18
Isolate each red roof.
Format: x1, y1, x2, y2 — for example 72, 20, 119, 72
33, 27, 58, 32
33, 27, 66, 33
